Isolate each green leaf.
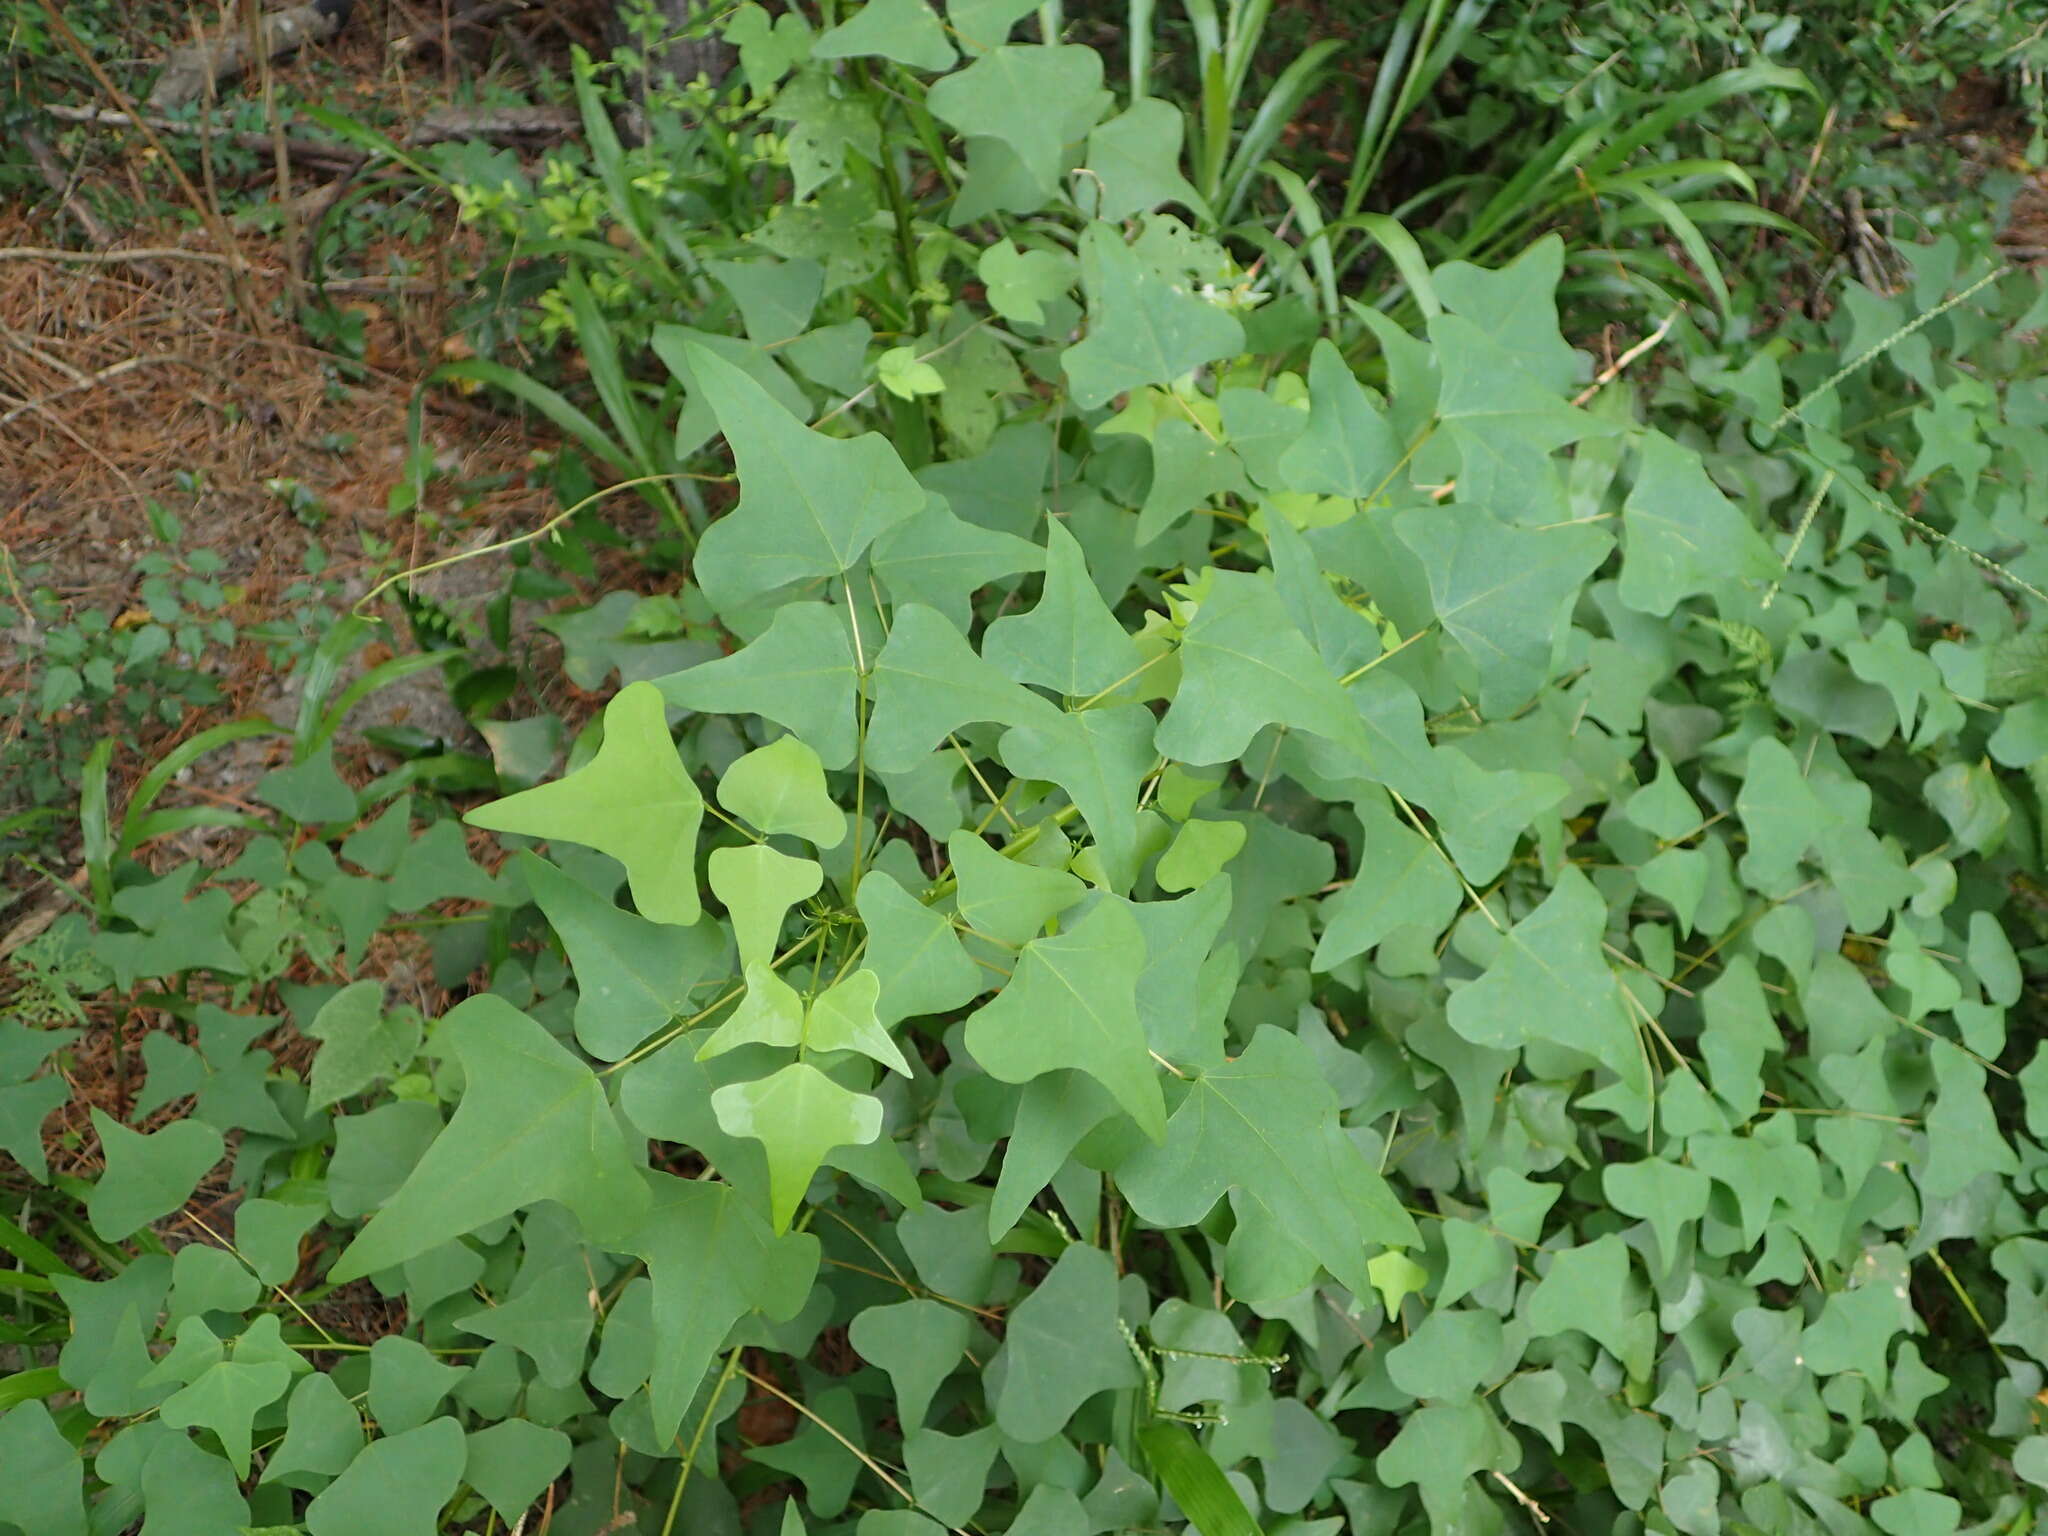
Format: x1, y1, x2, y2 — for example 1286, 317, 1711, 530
1065, 223, 1245, 409
998, 705, 1159, 893
330, 995, 649, 1281
711, 1062, 884, 1231
1085, 98, 1207, 222
1135, 417, 1251, 544
0, 1075, 68, 1183
1394, 503, 1612, 719
1619, 430, 1778, 615
85, 1111, 223, 1242
866, 604, 1064, 774
717, 736, 847, 847
454, 1258, 592, 1389
709, 844, 823, 970
1601, 1158, 1711, 1275
1526, 1234, 1653, 1378
927, 44, 1106, 192
871, 494, 1045, 632
856, 871, 986, 1027
949, 829, 1085, 945
1386, 1308, 1505, 1402
983, 519, 1143, 698
658, 601, 862, 770
688, 343, 926, 614
1312, 798, 1461, 968
305, 980, 421, 1111
467, 680, 705, 926
814, 0, 954, 72
254, 741, 357, 825
991, 1243, 1140, 1441
1376, 1399, 1520, 1526
1156, 570, 1379, 770
463, 1420, 573, 1525
158, 1355, 293, 1477
1278, 339, 1404, 500
850, 1299, 970, 1429
263, 1373, 364, 1490
1117, 1026, 1418, 1301
521, 853, 729, 1061
367, 1336, 468, 1434
1445, 866, 1650, 1120
0, 1402, 86, 1536
963, 897, 1165, 1140
305, 1418, 467, 1536
628, 1172, 819, 1439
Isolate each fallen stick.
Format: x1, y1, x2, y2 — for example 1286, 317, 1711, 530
43, 103, 366, 171
391, 0, 536, 57
146, 0, 356, 111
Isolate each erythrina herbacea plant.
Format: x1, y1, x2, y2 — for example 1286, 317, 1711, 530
7, 5, 2048, 1536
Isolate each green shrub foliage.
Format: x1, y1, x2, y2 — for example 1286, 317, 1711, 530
6, 5, 2048, 1535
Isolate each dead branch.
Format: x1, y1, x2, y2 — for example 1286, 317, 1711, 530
390, 0, 536, 58
146, 0, 356, 112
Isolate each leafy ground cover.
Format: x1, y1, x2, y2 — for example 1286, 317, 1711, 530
7, 3, 2048, 1535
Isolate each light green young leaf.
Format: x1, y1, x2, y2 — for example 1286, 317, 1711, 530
983, 518, 1143, 698
813, 0, 954, 72
977, 239, 1075, 326
698, 963, 807, 1060
687, 344, 925, 614
1153, 817, 1246, 893
467, 680, 704, 926
1064, 223, 1245, 409
330, 997, 648, 1282
521, 853, 728, 1061
86, 1111, 223, 1242
717, 736, 846, 847
855, 871, 986, 1027
711, 1062, 884, 1231
708, 844, 823, 969
963, 898, 1165, 1140
805, 969, 912, 1076
1619, 430, 1777, 615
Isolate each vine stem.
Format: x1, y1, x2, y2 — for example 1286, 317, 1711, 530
659, 1349, 741, 1536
